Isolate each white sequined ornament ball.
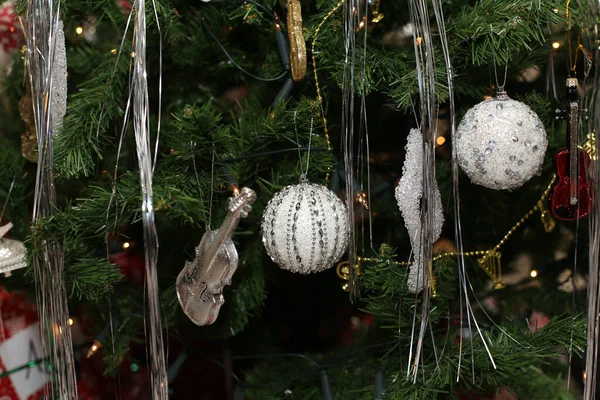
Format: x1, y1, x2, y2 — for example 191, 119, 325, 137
455, 92, 547, 190
261, 180, 349, 274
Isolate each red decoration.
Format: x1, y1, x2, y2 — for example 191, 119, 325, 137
78, 353, 150, 400
117, 0, 132, 15
548, 148, 592, 221
0, 287, 47, 400
0, 3, 22, 53
110, 246, 145, 286
549, 77, 594, 221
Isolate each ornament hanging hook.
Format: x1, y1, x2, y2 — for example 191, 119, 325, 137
490, 25, 508, 94
294, 111, 314, 182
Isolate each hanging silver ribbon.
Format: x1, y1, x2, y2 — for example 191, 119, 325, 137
581, 1, 599, 398
132, 0, 169, 397
25, 0, 77, 398
341, 0, 359, 301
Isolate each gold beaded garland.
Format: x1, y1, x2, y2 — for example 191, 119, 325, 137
336, 175, 558, 291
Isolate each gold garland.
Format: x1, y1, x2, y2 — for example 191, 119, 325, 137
337, 174, 558, 294
311, 0, 343, 183
287, 0, 307, 81
581, 132, 597, 161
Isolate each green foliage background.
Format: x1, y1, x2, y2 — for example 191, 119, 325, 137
0, 0, 595, 397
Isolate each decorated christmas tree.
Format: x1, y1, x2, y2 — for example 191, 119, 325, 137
0, 0, 598, 398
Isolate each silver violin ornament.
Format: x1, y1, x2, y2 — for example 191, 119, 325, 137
176, 187, 256, 326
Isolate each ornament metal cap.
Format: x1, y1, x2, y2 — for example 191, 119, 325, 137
494, 87, 510, 100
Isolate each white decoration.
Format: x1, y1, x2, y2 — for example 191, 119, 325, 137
395, 128, 444, 293
51, 19, 67, 134
455, 94, 547, 190
0, 323, 47, 400
261, 181, 348, 274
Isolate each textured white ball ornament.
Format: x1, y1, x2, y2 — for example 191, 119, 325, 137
455, 93, 547, 190
261, 181, 349, 274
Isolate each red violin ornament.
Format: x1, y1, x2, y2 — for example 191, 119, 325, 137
548, 77, 593, 221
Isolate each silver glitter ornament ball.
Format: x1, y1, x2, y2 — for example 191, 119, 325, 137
261, 181, 349, 274
455, 94, 547, 190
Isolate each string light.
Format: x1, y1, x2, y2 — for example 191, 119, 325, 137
110, 48, 117, 54
86, 340, 102, 358
436, 136, 446, 146
122, 242, 130, 249
355, 190, 369, 209
530, 270, 538, 278
552, 42, 560, 49
68, 318, 74, 326
75, 26, 83, 35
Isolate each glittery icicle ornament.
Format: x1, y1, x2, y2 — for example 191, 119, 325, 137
51, 19, 67, 134
287, 0, 306, 81
455, 91, 547, 190
261, 179, 348, 274
395, 128, 444, 293
19, 19, 66, 162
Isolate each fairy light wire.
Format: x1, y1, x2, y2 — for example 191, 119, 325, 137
198, 5, 288, 83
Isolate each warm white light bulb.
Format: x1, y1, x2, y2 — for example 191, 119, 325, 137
530, 270, 538, 278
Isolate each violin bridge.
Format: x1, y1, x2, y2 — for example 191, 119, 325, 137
567, 78, 579, 205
